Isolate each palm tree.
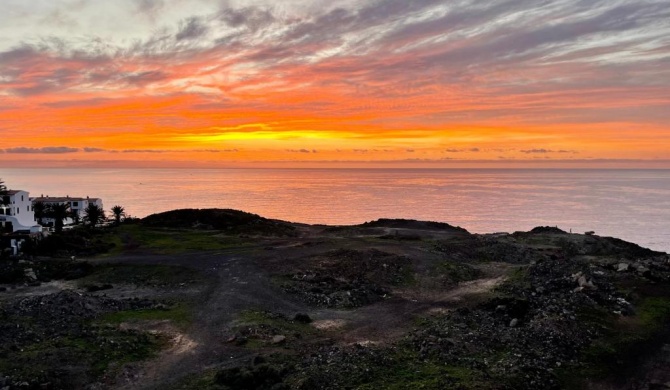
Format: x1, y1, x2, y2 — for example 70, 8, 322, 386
0, 178, 8, 205
46, 203, 70, 233
83, 204, 106, 228
33, 201, 46, 225
69, 209, 81, 225
111, 205, 126, 225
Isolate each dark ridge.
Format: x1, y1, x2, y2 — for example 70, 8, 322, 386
141, 208, 296, 236
529, 226, 568, 234
598, 236, 665, 258
360, 218, 470, 233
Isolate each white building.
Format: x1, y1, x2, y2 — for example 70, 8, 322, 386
1, 190, 42, 256
1, 190, 41, 233
31, 195, 103, 227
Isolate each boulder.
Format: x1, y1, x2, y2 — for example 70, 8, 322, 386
294, 313, 312, 324
24, 268, 37, 281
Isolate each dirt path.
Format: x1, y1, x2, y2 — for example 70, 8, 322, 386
99, 251, 310, 390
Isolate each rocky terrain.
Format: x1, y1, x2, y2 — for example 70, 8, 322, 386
1, 210, 669, 389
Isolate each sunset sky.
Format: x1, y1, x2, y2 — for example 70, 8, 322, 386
0, 0, 669, 167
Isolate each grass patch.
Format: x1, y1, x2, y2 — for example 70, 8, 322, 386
97, 303, 192, 329
107, 224, 256, 254
560, 296, 670, 388
88, 329, 167, 376
236, 310, 315, 335
79, 263, 207, 287
0, 327, 165, 386
499, 266, 531, 290
435, 261, 482, 283
638, 297, 670, 329
231, 310, 318, 350
355, 359, 460, 389
303, 346, 493, 390
167, 369, 221, 390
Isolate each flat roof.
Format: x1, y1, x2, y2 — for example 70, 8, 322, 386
31, 196, 100, 203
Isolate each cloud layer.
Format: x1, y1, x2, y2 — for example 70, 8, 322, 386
0, 0, 669, 165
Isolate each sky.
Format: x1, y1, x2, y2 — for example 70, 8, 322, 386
0, 0, 669, 168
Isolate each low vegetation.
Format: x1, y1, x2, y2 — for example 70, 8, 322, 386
2, 212, 670, 389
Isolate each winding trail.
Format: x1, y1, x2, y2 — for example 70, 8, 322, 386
99, 251, 308, 389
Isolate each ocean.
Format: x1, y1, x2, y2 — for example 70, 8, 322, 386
2, 168, 669, 253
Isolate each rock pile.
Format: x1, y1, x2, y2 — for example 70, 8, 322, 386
281, 249, 412, 308
280, 249, 670, 389
0, 291, 160, 389
404, 252, 670, 388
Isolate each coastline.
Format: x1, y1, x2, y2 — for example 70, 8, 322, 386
2, 168, 669, 253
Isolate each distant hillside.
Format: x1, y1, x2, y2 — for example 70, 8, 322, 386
529, 226, 568, 234
141, 209, 296, 236
360, 218, 469, 233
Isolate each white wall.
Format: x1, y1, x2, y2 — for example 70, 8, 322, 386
4, 191, 37, 230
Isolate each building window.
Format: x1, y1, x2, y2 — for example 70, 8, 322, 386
27, 206, 30, 212
72, 201, 79, 207
21, 195, 24, 201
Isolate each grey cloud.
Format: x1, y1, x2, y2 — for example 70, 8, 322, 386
5, 146, 79, 154
90, 148, 238, 154
421, 2, 670, 70
138, 0, 165, 16
520, 149, 578, 154
10, 84, 60, 97
84, 69, 169, 87
122, 149, 167, 153
193, 149, 239, 153
0, 45, 38, 63
122, 71, 168, 86
43, 98, 110, 108
377, 0, 527, 49
0, 44, 114, 96
281, 0, 444, 46
219, 6, 275, 32
357, 0, 443, 24
176, 17, 208, 41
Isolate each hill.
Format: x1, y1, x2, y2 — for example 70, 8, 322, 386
141, 208, 297, 236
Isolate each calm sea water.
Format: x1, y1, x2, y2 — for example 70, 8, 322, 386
1, 168, 669, 253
